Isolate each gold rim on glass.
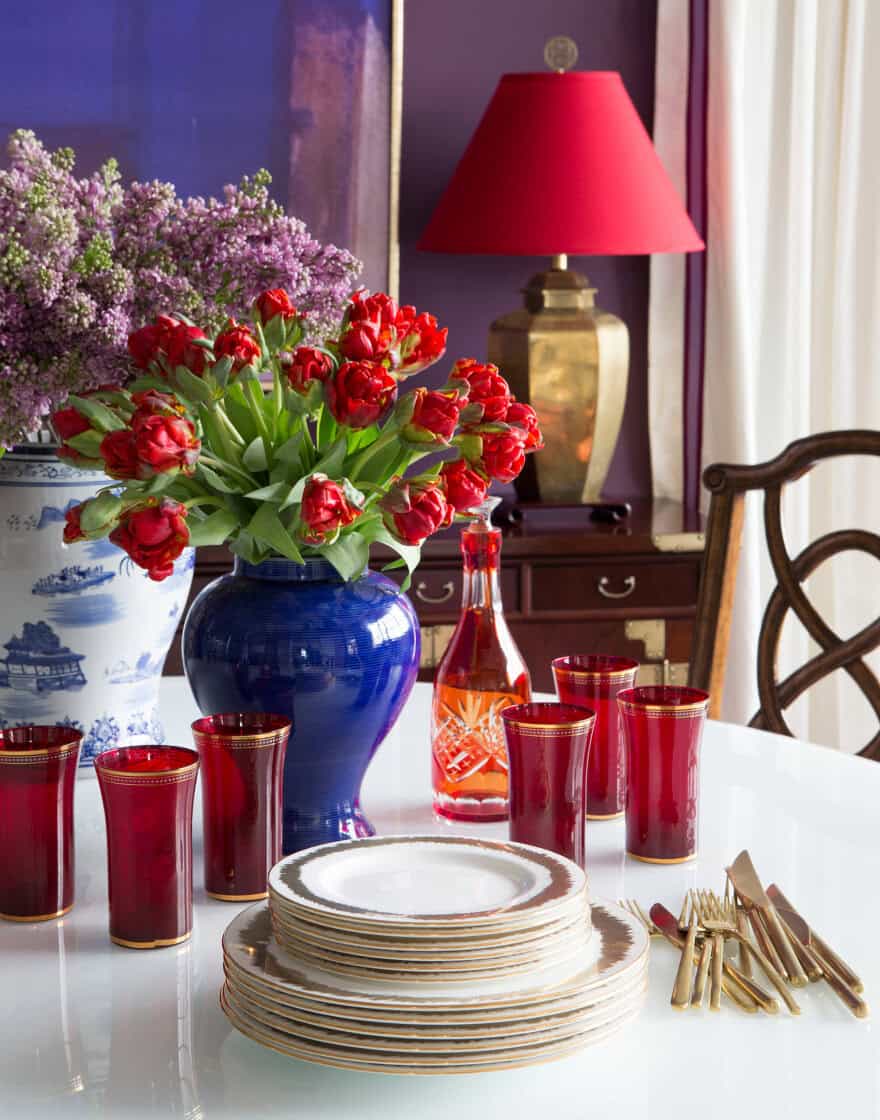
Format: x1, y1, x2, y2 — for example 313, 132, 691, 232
616, 687, 709, 715
192, 717, 290, 749
0, 738, 82, 760
627, 851, 697, 865
96, 756, 199, 781
0, 902, 73, 922
587, 810, 625, 821
552, 659, 639, 681
111, 930, 192, 949
208, 889, 269, 902
501, 713, 595, 732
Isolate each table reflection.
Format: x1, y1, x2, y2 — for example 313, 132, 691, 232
106, 943, 201, 1118
0, 919, 85, 1099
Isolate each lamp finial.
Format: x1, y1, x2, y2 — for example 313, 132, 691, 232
544, 36, 578, 74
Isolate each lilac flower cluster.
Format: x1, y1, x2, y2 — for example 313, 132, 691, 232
0, 131, 361, 446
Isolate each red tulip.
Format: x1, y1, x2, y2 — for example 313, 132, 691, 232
440, 458, 489, 517
300, 474, 361, 544
450, 359, 512, 422
326, 360, 397, 429
401, 388, 463, 444
214, 319, 261, 371
256, 288, 297, 323
109, 499, 190, 582
505, 401, 544, 452
382, 481, 448, 545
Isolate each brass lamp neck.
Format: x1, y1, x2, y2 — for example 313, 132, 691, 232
551, 253, 568, 271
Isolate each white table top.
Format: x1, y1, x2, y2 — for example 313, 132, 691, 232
2, 678, 877, 1118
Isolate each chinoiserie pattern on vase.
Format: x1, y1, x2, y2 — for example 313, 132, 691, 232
0, 450, 193, 766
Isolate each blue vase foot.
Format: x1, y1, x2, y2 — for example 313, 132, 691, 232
282, 804, 376, 855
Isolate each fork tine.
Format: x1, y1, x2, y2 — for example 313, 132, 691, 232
633, 900, 656, 932
678, 895, 689, 928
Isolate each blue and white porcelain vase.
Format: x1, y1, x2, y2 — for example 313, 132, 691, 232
0, 448, 194, 768
182, 557, 420, 853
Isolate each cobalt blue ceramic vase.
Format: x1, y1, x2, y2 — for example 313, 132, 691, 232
182, 557, 420, 853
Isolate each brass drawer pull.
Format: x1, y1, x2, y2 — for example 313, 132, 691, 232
597, 575, 636, 600
415, 580, 455, 605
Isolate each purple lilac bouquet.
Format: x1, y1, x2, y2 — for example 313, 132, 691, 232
0, 130, 360, 447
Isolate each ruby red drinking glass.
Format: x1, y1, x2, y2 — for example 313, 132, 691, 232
95, 746, 199, 949
191, 713, 290, 901
618, 685, 710, 864
501, 702, 595, 869
552, 655, 639, 820
0, 726, 82, 922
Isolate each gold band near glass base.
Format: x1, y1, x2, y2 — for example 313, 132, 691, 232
111, 930, 192, 950
207, 889, 269, 902
0, 902, 73, 922
627, 851, 697, 865
588, 810, 625, 821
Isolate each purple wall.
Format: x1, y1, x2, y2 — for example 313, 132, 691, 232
399, 0, 658, 498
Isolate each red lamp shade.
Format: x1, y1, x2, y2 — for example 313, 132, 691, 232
418, 72, 704, 256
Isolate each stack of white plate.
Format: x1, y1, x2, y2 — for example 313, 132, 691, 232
221, 836, 649, 1074
267, 835, 592, 982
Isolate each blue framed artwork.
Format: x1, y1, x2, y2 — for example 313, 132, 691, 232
0, 0, 402, 293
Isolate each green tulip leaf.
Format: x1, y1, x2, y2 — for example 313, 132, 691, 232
247, 503, 304, 563
67, 395, 127, 433
186, 508, 239, 546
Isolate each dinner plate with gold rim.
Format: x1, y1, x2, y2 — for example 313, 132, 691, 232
220, 988, 643, 1074
268, 902, 588, 954
222, 963, 648, 1042
267, 916, 587, 967
222, 948, 648, 1028
268, 924, 585, 982
222, 899, 646, 1013
267, 836, 586, 929
222, 974, 647, 1055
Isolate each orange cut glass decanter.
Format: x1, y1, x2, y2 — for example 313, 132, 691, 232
431, 499, 531, 821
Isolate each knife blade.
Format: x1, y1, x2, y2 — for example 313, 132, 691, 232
767, 884, 864, 993
727, 850, 809, 987
775, 910, 868, 1018
649, 903, 775, 1013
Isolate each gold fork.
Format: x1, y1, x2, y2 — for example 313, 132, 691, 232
692, 890, 729, 1011
619, 898, 757, 1013
703, 889, 799, 1015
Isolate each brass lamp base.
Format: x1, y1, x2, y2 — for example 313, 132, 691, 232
487, 257, 629, 504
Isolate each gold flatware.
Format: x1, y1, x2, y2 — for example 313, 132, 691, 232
727, 851, 809, 988
740, 897, 787, 978
692, 891, 730, 1012
671, 900, 699, 1011
767, 885, 864, 994
648, 903, 765, 1013
733, 899, 753, 978
764, 888, 869, 1019
700, 890, 799, 1015
691, 933, 712, 1008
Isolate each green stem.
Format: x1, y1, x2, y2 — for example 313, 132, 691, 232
199, 453, 258, 490
215, 405, 246, 447
183, 496, 226, 510
349, 429, 397, 482
245, 379, 273, 451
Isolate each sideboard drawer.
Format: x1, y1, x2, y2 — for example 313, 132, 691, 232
531, 559, 700, 613
387, 565, 520, 619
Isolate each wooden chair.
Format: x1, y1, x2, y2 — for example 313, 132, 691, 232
689, 430, 880, 758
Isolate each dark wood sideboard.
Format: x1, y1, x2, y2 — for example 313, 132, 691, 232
164, 499, 704, 693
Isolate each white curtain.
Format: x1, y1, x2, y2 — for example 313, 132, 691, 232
651, 0, 880, 750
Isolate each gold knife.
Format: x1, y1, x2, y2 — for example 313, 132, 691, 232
766, 886, 869, 1019
727, 850, 809, 988
767, 884, 864, 993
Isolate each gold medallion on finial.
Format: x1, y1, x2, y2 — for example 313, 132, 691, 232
544, 36, 578, 73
